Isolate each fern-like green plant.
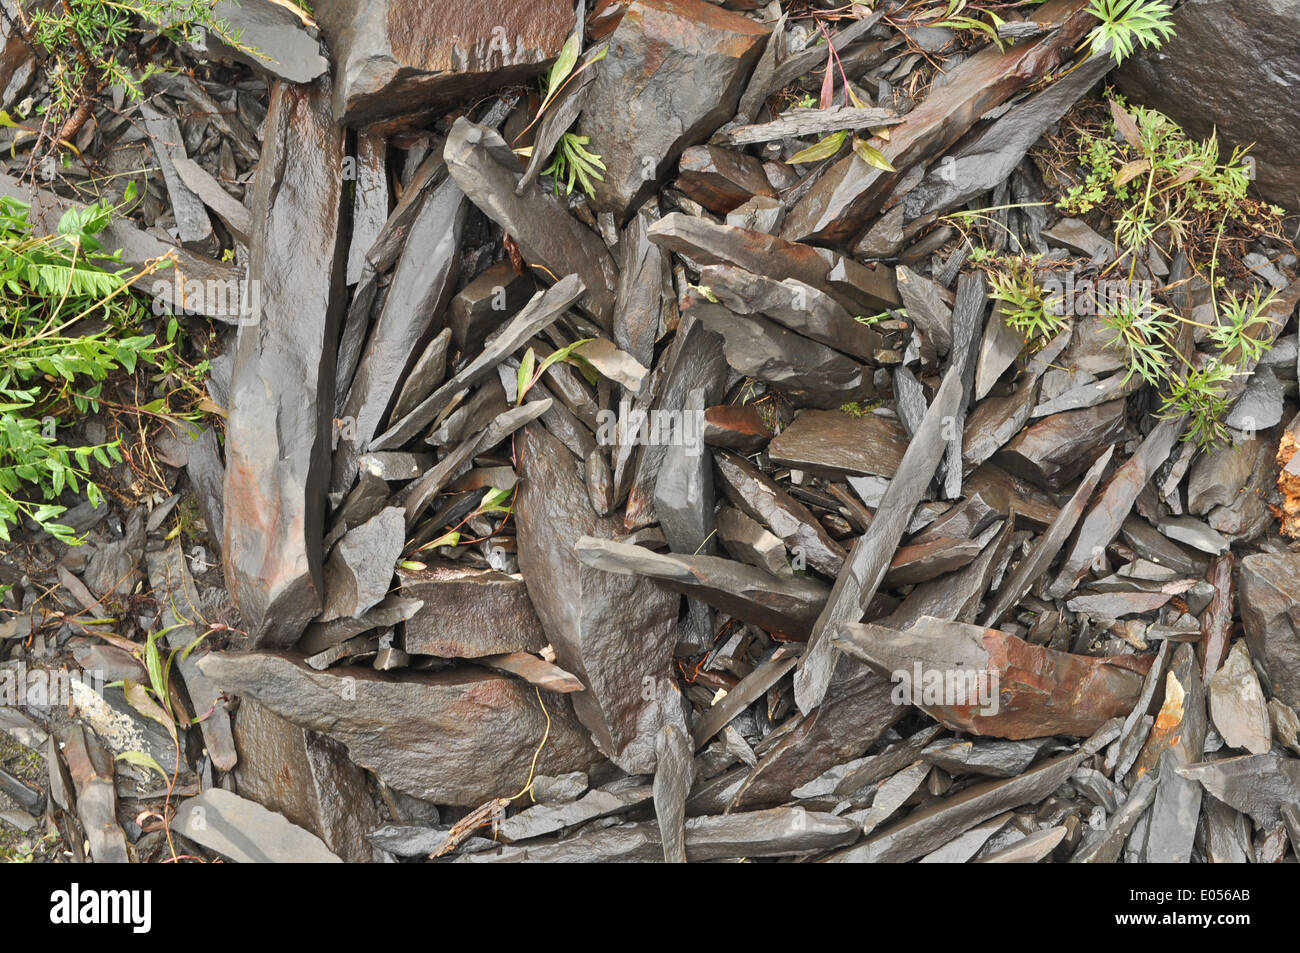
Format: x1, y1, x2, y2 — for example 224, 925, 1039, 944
1084, 0, 1176, 64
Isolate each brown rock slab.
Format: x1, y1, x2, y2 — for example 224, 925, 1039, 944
768, 409, 907, 480
398, 563, 547, 658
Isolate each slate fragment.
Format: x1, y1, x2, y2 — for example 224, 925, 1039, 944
200, 652, 600, 805
444, 120, 618, 327
653, 725, 694, 864
1177, 754, 1300, 828
1049, 415, 1185, 599
700, 265, 885, 362
232, 698, 380, 863
768, 410, 907, 479
318, 507, 404, 623
398, 564, 546, 658
574, 537, 829, 637
703, 405, 773, 453
694, 305, 871, 409
676, 144, 775, 213
314, 0, 575, 125
60, 723, 129, 864
714, 450, 846, 577
223, 77, 348, 648
994, 400, 1126, 491
1237, 554, 1300, 709
205, 0, 329, 83
576, 0, 768, 219
516, 424, 687, 774
982, 446, 1112, 628
1208, 641, 1272, 755
173, 788, 342, 863
648, 213, 900, 314
1071, 768, 1159, 864
834, 617, 1151, 739
494, 785, 653, 842
333, 176, 467, 493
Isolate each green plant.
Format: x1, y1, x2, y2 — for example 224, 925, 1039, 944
0, 188, 174, 542
972, 250, 1067, 343
1083, 0, 1176, 65
514, 34, 608, 199
16, 0, 259, 144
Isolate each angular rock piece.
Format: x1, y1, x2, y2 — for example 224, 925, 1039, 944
702, 404, 773, 453
398, 564, 546, 659
1237, 554, 1300, 709
648, 213, 900, 314
1177, 754, 1300, 828
696, 305, 870, 409
200, 652, 600, 805
444, 120, 618, 327
1208, 641, 1272, 754
448, 262, 535, 354
475, 653, 584, 693
654, 387, 714, 554
982, 446, 1112, 628
768, 410, 907, 479
206, 0, 330, 83
171, 155, 253, 246
577, 0, 768, 219
653, 725, 694, 863
223, 77, 348, 648
574, 537, 829, 637
700, 265, 884, 361
232, 699, 380, 863
834, 617, 1152, 739
922, 738, 1049, 779
60, 724, 129, 864
516, 424, 687, 773
494, 784, 652, 842
319, 507, 404, 622
173, 788, 342, 863
314, 0, 575, 125
140, 103, 213, 247
714, 451, 845, 577
994, 400, 1126, 491
676, 145, 775, 214
886, 538, 982, 586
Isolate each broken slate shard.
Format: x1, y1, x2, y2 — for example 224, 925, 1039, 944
200, 652, 600, 805
172, 787, 342, 863
833, 616, 1152, 738
223, 77, 348, 648
576, 0, 768, 220
313, 0, 575, 125
516, 424, 688, 774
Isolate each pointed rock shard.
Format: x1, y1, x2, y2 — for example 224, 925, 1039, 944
1049, 415, 1186, 599
1208, 641, 1272, 755
994, 399, 1126, 491
714, 450, 846, 577
700, 265, 884, 362
223, 77, 348, 648
833, 617, 1152, 738
676, 144, 776, 213
318, 507, 404, 622
795, 363, 965, 714
200, 651, 600, 805
232, 698, 379, 863
1177, 753, 1300, 828
695, 305, 871, 409
1237, 554, 1300, 709
60, 723, 129, 864
1135, 644, 1206, 863
443, 119, 618, 328
398, 564, 546, 658
516, 424, 687, 773
574, 537, 829, 637
206, 0, 329, 83
649, 212, 900, 314
653, 725, 694, 864
576, 0, 768, 220
313, 0, 575, 125
767, 410, 908, 479
173, 788, 342, 863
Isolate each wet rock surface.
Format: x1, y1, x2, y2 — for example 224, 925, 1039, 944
5, 0, 1300, 871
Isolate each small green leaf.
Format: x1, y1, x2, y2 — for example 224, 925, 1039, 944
787, 130, 848, 165
852, 138, 897, 172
